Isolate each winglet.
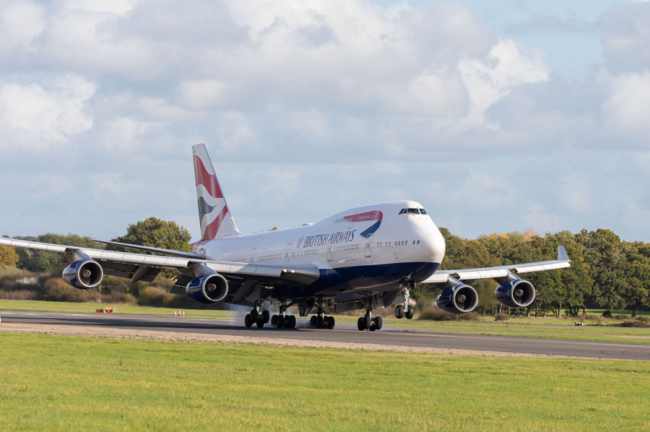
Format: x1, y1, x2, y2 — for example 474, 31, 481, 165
558, 245, 569, 261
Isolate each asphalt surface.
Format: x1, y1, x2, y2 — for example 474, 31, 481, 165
2, 310, 649, 361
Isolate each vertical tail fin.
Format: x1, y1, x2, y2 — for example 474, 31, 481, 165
192, 144, 241, 240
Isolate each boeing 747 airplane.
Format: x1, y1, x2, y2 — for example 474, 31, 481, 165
0, 144, 571, 331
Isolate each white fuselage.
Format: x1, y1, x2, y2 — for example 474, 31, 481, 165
193, 201, 445, 297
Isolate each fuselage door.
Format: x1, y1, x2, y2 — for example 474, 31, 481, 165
284, 243, 291, 264
250, 248, 256, 263
365, 234, 372, 258
327, 245, 332, 262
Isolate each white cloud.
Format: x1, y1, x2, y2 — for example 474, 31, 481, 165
603, 72, 650, 132
0, 75, 95, 150
0, 1, 45, 52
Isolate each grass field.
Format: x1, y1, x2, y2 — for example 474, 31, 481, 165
1, 332, 649, 431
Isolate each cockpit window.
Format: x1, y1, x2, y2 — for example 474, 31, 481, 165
398, 209, 407, 215
407, 208, 419, 214
419, 209, 427, 215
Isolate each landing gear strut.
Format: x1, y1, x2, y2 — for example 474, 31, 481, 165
309, 303, 335, 329
357, 298, 383, 331
271, 301, 296, 329
395, 283, 415, 320
245, 305, 270, 328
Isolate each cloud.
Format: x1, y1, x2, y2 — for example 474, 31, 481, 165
0, 0, 650, 243
0, 75, 95, 151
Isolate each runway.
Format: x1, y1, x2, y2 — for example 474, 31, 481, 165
2, 310, 649, 361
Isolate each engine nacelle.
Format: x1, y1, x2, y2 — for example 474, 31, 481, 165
186, 272, 229, 303
436, 283, 479, 314
494, 276, 536, 308
62, 259, 103, 289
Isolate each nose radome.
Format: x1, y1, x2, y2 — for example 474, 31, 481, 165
420, 228, 445, 264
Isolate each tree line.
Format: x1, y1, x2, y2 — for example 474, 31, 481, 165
2, 218, 649, 316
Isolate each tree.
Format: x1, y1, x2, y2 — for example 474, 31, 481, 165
575, 229, 627, 311
110, 217, 192, 278
0, 244, 18, 268
619, 242, 650, 317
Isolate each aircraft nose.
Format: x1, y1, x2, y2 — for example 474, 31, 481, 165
420, 228, 445, 264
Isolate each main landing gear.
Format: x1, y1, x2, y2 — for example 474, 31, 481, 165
270, 300, 296, 329
310, 315, 335, 329
357, 298, 383, 331
244, 307, 270, 328
394, 283, 415, 320
309, 302, 335, 329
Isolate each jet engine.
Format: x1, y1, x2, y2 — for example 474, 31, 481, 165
436, 283, 479, 314
494, 276, 536, 308
186, 272, 229, 303
62, 259, 103, 289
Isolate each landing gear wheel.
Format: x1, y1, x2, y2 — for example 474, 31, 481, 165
405, 306, 414, 320
317, 316, 324, 329
250, 310, 259, 322
271, 315, 278, 326
262, 310, 270, 324
365, 314, 372, 330
244, 314, 253, 328
287, 315, 297, 329
395, 305, 404, 319
370, 322, 376, 331
310, 316, 317, 327
256, 318, 265, 328
357, 317, 365, 331
374, 316, 382, 330
327, 316, 335, 329
277, 315, 286, 329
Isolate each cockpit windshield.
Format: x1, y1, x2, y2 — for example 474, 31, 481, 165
399, 208, 428, 215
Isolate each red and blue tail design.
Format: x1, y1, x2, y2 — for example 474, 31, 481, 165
192, 144, 240, 240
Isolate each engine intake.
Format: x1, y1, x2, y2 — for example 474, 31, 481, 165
494, 276, 535, 308
186, 272, 229, 303
436, 283, 479, 314
62, 259, 103, 289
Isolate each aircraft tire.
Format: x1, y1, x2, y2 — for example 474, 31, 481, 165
277, 315, 286, 329
250, 310, 259, 322
327, 316, 335, 329
262, 310, 270, 324
405, 307, 414, 320
317, 316, 324, 328
288, 315, 297, 329
256, 318, 264, 329
375, 316, 382, 330
357, 317, 365, 331
395, 305, 404, 319
365, 314, 372, 329
244, 314, 253, 328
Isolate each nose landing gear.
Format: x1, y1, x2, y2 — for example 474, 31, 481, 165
394, 283, 415, 320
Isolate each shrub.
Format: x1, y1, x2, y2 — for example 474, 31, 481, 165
617, 321, 650, 328
602, 310, 613, 318
495, 313, 509, 321
417, 307, 449, 321
636, 316, 650, 324
614, 314, 628, 320
0, 290, 37, 300
588, 316, 604, 325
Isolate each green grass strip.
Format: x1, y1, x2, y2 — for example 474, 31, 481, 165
1, 333, 650, 431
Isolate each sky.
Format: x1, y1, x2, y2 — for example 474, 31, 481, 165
1, 0, 650, 242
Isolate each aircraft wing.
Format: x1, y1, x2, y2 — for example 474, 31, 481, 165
0, 238, 320, 294
421, 245, 571, 285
